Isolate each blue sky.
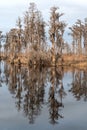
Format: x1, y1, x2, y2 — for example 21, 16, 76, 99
0, 0, 87, 42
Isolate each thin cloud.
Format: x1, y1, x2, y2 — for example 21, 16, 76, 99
0, 0, 87, 34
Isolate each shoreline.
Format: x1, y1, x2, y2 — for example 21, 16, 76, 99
1, 54, 87, 69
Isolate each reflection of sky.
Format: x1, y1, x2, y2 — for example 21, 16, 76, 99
0, 0, 87, 41
0, 61, 87, 129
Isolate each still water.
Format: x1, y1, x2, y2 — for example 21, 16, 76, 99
0, 61, 87, 130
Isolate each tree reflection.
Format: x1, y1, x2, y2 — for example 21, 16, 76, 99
0, 61, 6, 87
4, 61, 9, 85
23, 67, 47, 124
2, 63, 87, 124
9, 65, 17, 94
69, 69, 87, 101
15, 67, 23, 111
3, 64, 47, 123
3, 63, 66, 124
48, 67, 66, 124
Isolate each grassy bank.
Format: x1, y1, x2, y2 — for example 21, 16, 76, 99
62, 54, 87, 69
1, 53, 87, 69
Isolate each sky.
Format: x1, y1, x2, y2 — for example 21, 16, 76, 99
0, 0, 87, 42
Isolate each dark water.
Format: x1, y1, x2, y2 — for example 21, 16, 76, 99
0, 61, 87, 130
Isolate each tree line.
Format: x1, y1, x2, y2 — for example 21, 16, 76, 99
0, 2, 87, 66
69, 18, 87, 55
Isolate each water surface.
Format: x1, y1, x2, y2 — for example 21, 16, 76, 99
0, 61, 87, 130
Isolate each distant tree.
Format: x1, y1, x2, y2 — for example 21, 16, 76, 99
16, 17, 23, 53
69, 19, 83, 55
0, 31, 2, 56
5, 28, 18, 58
63, 42, 71, 54
75, 20, 83, 54
68, 26, 78, 54
83, 18, 87, 55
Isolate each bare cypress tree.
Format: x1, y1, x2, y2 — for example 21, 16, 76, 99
35, 10, 46, 51
4, 33, 10, 57
24, 3, 37, 50
75, 20, 83, 54
5, 28, 18, 59
5, 17, 23, 60
24, 10, 30, 47
49, 6, 66, 65
16, 17, 23, 53
83, 18, 87, 55
24, 3, 46, 52
69, 26, 78, 54
69, 20, 83, 55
